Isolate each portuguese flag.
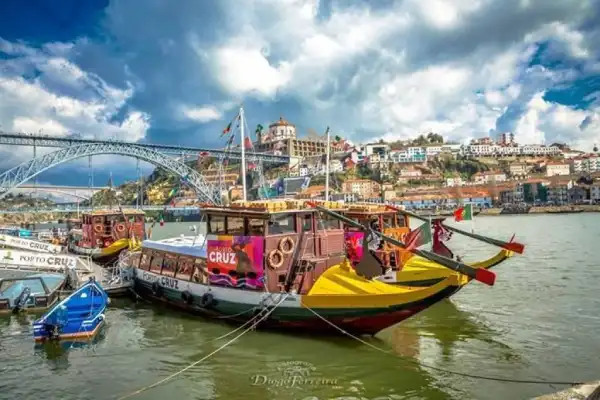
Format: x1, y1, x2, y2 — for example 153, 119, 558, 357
454, 203, 473, 222
405, 222, 432, 250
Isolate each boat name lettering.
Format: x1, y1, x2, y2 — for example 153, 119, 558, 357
207, 246, 237, 265
160, 276, 179, 289
18, 254, 75, 268
139, 272, 179, 289
140, 271, 159, 282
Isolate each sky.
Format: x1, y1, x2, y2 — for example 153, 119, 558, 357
0, 0, 599, 188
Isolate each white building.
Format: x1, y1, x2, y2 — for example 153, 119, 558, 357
263, 116, 297, 142
546, 162, 570, 177
473, 171, 507, 184
445, 176, 464, 187
571, 156, 600, 173
363, 143, 390, 157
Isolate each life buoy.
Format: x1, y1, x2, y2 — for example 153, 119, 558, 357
151, 281, 162, 297
200, 293, 214, 308
181, 290, 194, 305
278, 237, 295, 255
116, 224, 125, 233
94, 225, 103, 234
267, 249, 284, 269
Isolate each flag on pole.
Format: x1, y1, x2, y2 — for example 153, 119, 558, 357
221, 122, 232, 136
405, 222, 432, 250
244, 137, 253, 149
168, 187, 178, 198
454, 203, 473, 222
255, 124, 263, 134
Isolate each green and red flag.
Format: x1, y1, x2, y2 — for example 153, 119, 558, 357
405, 222, 432, 250
454, 203, 473, 222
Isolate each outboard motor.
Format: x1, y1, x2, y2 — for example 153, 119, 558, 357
12, 287, 31, 314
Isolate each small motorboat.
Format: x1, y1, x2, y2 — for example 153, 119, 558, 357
33, 278, 109, 342
0, 274, 66, 315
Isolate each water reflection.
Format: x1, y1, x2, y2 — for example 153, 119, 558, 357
34, 330, 108, 371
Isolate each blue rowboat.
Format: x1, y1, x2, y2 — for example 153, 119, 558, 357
33, 279, 109, 342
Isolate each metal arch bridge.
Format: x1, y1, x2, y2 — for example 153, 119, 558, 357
0, 143, 222, 204
0, 205, 200, 214
12, 185, 110, 201
0, 132, 290, 164
14, 188, 93, 201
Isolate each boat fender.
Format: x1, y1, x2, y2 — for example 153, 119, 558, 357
200, 293, 215, 308
278, 237, 295, 255
151, 282, 162, 297
267, 249, 284, 269
116, 224, 125, 233
94, 224, 103, 234
181, 290, 194, 305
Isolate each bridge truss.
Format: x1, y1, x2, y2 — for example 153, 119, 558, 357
0, 132, 290, 164
0, 143, 222, 204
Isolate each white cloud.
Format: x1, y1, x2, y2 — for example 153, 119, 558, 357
202, 0, 599, 147
179, 105, 223, 123
0, 39, 150, 171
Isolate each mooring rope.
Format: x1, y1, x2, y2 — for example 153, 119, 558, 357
116, 294, 289, 399
303, 305, 586, 387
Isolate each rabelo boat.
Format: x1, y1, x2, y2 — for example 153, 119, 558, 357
123, 200, 502, 336
69, 209, 145, 265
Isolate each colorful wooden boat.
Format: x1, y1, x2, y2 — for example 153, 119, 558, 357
68, 209, 145, 265
32, 279, 108, 342
125, 200, 499, 336
0, 274, 66, 315
338, 203, 514, 287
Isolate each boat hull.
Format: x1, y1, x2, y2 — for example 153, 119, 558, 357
69, 239, 130, 265
132, 267, 463, 336
377, 249, 512, 288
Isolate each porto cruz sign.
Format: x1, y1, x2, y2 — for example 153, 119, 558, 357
0, 249, 77, 271
0, 234, 63, 254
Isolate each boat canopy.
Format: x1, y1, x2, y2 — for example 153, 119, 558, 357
142, 237, 207, 259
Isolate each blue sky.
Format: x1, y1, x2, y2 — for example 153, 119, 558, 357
0, 0, 599, 187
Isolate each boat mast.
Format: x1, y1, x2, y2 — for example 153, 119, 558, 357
240, 106, 247, 202
325, 126, 330, 201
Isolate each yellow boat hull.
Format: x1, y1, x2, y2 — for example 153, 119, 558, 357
377, 249, 513, 286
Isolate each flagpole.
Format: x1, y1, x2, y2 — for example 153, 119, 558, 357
325, 126, 331, 201
240, 106, 247, 202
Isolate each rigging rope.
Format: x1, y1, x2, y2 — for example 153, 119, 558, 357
116, 293, 290, 399
302, 305, 586, 387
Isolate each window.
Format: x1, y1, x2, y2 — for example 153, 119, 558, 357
302, 214, 312, 232
192, 259, 207, 284
397, 215, 406, 228
226, 217, 245, 235
149, 251, 163, 273
248, 219, 264, 235
317, 214, 340, 230
162, 253, 177, 277
268, 214, 296, 234
139, 249, 151, 270
208, 215, 226, 234
175, 255, 194, 281
382, 216, 395, 229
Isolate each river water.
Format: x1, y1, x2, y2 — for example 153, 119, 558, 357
1, 214, 599, 400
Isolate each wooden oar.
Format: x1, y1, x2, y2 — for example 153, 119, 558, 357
307, 202, 496, 286
384, 204, 525, 255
